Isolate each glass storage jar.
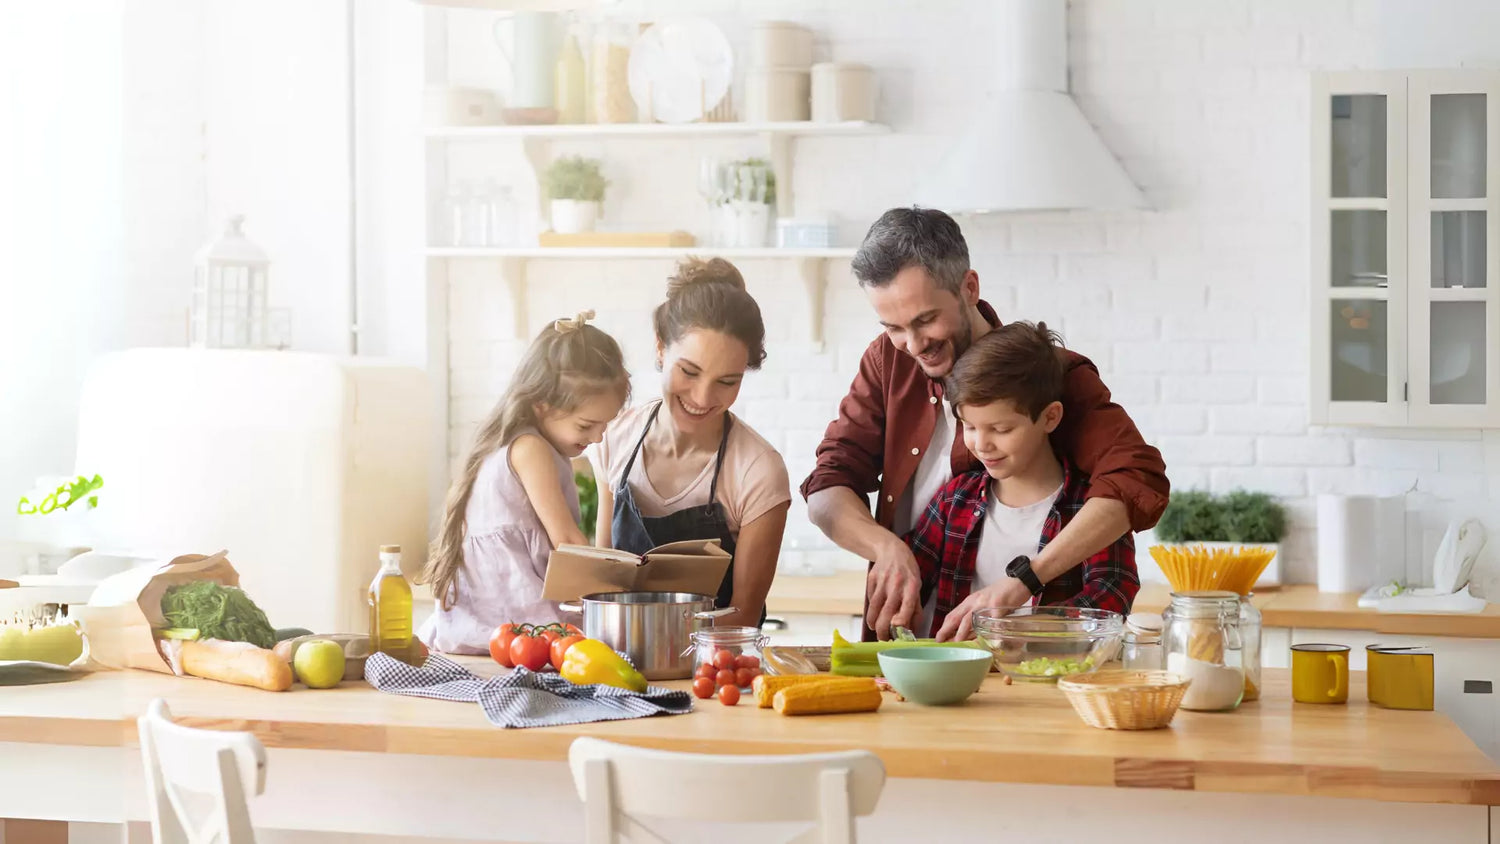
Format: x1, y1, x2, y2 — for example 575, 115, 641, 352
1240, 595, 1263, 702
689, 626, 767, 690
1121, 612, 1165, 671
1163, 591, 1245, 711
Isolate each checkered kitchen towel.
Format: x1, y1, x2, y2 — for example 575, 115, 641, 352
364, 652, 693, 729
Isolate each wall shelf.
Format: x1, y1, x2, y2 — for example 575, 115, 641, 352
431, 249, 845, 349
425, 121, 889, 141
426, 246, 855, 259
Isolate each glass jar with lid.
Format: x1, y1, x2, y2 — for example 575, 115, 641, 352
689, 626, 767, 690
1240, 595, 1263, 702
1163, 591, 1245, 711
1121, 612, 1165, 671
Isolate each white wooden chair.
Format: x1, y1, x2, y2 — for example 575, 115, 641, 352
137, 698, 267, 844
567, 736, 886, 844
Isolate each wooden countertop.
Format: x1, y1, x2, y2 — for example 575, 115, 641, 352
766, 572, 1500, 638
4, 663, 1497, 806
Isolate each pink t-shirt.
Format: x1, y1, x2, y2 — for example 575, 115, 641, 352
589, 403, 791, 536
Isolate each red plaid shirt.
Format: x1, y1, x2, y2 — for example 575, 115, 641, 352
907, 459, 1138, 635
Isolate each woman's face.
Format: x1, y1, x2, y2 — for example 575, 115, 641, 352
658, 329, 749, 436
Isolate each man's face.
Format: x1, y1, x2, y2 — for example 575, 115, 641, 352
865, 265, 978, 379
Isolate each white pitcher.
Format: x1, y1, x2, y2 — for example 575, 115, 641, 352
492, 12, 560, 110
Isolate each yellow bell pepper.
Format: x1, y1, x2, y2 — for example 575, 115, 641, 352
559, 639, 647, 692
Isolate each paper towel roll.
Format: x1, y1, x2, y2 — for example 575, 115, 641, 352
1317, 494, 1407, 593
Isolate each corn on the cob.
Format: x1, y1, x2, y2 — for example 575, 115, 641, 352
772, 677, 883, 715
752, 674, 861, 708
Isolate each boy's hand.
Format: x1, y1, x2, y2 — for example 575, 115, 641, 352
934, 577, 1033, 642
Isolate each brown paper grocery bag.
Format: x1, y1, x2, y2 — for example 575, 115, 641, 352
73, 550, 241, 674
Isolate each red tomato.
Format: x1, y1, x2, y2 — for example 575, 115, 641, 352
537, 626, 561, 646
561, 623, 583, 637
694, 662, 719, 681
550, 634, 585, 670
691, 677, 715, 699
509, 633, 550, 671
734, 667, 754, 688
716, 684, 741, 706
488, 623, 523, 667
713, 649, 737, 671
715, 669, 737, 689
735, 654, 760, 670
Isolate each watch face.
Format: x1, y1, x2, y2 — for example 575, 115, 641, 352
1006, 555, 1030, 576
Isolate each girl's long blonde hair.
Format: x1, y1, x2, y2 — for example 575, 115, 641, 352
422, 310, 629, 610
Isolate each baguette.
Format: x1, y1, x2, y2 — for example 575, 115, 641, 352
181, 639, 294, 691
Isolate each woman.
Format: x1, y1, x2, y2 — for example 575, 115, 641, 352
590, 257, 791, 627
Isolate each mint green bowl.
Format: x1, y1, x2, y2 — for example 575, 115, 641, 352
876, 647, 994, 706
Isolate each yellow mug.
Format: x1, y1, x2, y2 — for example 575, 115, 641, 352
1291, 644, 1349, 704
1366, 645, 1434, 710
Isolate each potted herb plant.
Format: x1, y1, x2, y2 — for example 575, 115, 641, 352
1153, 489, 1287, 586
543, 155, 607, 234
723, 157, 775, 248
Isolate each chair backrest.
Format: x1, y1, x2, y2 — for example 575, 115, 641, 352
137, 698, 267, 844
567, 737, 885, 844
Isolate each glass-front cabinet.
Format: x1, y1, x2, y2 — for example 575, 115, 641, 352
1312, 71, 1500, 427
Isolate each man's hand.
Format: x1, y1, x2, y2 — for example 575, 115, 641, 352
865, 540, 922, 640
933, 577, 1033, 642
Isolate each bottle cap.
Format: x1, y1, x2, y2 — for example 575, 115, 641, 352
380, 544, 401, 554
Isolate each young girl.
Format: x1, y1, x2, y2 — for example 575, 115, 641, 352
418, 310, 630, 654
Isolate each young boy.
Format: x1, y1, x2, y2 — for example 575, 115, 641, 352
908, 321, 1139, 641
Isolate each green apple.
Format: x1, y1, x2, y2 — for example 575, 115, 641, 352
293, 639, 346, 689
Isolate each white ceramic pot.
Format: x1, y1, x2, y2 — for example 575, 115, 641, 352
750, 21, 813, 69
744, 68, 810, 122
726, 201, 771, 248
550, 199, 598, 234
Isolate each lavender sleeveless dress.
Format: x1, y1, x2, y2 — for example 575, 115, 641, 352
418, 430, 579, 654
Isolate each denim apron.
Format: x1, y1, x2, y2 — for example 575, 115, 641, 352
611, 402, 761, 622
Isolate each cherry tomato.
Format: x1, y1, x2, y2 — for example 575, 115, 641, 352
488, 623, 523, 668
715, 669, 737, 689
550, 634, 585, 670
717, 684, 741, 706
734, 667, 754, 688
692, 677, 715, 699
509, 632, 550, 672
735, 654, 760, 670
561, 623, 583, 637
695, 662, 719, 681
713, 649, 738, 671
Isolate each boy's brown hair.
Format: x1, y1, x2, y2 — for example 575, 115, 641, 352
945, 321, 1066, 420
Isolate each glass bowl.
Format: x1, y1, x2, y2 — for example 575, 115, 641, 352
972, 607, 1124, 683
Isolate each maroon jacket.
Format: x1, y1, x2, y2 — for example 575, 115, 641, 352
800, 301, 1168, 606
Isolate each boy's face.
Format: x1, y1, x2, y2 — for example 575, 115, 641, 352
958, 398, 1064, 481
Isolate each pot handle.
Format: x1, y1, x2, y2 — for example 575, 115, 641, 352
558, 602, 582, 614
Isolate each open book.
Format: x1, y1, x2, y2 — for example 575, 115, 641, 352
541, 538, 732, 602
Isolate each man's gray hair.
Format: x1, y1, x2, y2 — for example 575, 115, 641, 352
851, 206, 971, 295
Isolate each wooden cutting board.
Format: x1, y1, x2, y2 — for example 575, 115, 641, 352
539, 230, 696, 248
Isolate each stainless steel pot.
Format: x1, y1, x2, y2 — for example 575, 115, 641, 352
559, 591, 735, 680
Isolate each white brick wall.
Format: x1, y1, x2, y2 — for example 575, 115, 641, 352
438, 0, 1500, 591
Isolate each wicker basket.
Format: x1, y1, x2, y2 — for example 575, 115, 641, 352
1057, 670, 1191, 730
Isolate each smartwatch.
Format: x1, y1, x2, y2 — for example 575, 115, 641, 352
1006, 555, 1043, 596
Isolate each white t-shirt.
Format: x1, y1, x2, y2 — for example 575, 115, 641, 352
589, 403, 792, 536
974, 482, 1064, 590
896, 398, 955, 536
899, 398, 954, 637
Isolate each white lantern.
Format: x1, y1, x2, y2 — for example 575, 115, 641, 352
190, 215, 271, 349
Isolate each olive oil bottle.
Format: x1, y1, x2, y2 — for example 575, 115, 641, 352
368, 544, 413, 662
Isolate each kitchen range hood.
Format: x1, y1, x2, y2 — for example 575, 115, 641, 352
918, 0, 1148, 215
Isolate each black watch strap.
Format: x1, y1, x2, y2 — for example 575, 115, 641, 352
1007, 555, 1043, 596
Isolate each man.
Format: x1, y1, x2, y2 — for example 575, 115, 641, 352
800, 207, 1168, 640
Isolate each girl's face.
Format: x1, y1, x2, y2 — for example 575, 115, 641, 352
658, 329, 749, 436
535, 390, 626, 458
